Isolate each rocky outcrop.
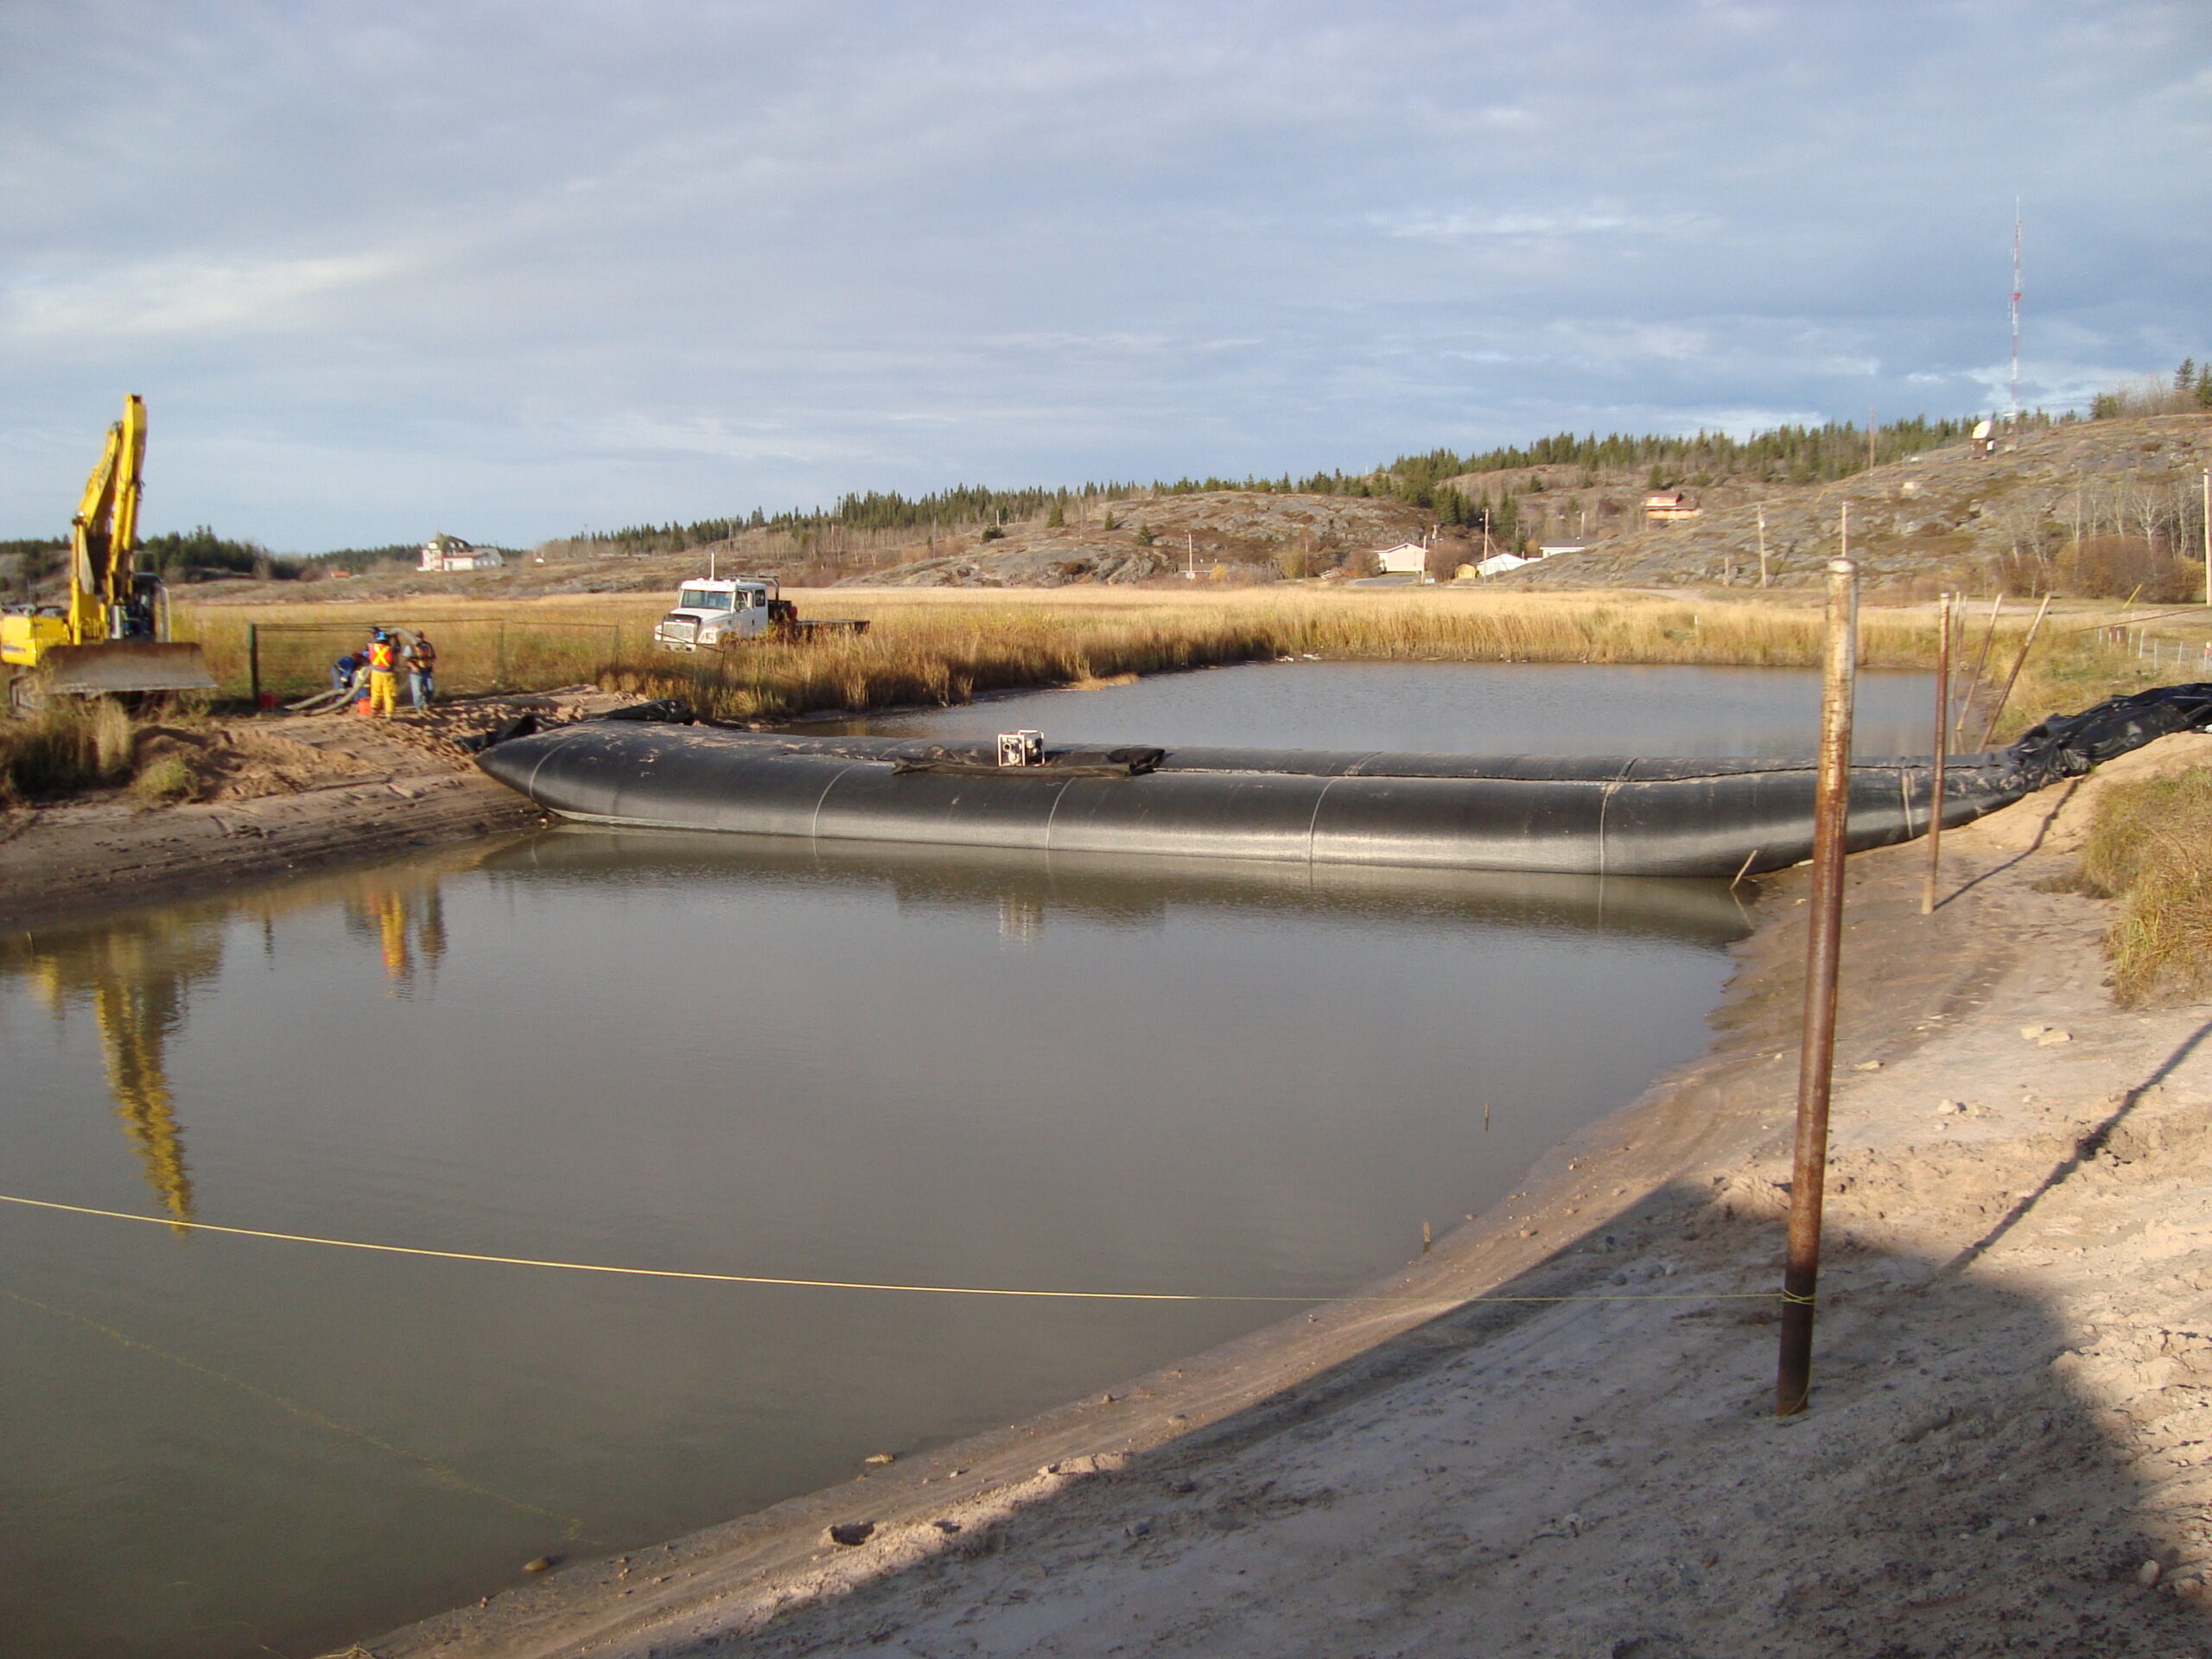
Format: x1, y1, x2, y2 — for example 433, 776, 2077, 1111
846, 542, 1173, 588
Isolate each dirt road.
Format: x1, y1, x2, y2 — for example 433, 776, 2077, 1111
372, 734, 2212, 1659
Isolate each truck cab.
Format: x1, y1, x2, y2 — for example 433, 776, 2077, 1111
652, 578, 789, 651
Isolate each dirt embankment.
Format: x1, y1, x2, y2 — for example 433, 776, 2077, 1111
0, 694, 633, 931
370, 734, 2212, 1659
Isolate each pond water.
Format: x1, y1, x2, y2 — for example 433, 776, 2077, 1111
802, 658, 1940, 757
0, 663, 1910, 1657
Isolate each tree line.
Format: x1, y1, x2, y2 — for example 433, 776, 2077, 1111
559, 411, 2030, 556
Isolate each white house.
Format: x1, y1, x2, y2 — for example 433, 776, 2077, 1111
420, 534, 505, 572
1475, 551, 1535, 577
1371, 542, 1429, 575
1537, 543, 1589, 559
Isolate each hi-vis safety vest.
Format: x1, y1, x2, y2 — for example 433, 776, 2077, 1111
368, 640, 397, 671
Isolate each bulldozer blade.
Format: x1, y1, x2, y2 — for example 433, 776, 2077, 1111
32, 642, 217, 697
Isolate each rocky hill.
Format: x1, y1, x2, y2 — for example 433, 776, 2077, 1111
1498, 414, 2211, 594
137, 415, 2208, 606
841, 492, 1428, 587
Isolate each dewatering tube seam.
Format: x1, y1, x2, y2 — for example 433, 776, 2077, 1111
522, 724, 591, 798
1597, 778, 1622, 880
1039, 773, 1081, 852
1304, 776, 1344, 864
809, 760, 870, 842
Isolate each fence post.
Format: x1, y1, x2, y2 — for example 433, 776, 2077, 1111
495, 620, 507, 689
1923, 593, 1952, 914
248, 624, 261, 709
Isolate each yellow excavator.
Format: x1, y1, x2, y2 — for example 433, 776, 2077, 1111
1, 395, 213, 711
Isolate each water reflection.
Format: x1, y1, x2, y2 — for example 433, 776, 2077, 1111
487, 829, 1754, 946
0, 859, 479, 1227
343, 878, 448, 990
5, 919, 219, 1230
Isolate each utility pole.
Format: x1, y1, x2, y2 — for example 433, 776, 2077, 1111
1186, 531, 1196, 579
2202, 467, 2209, 605
1757, 505, 1770, 588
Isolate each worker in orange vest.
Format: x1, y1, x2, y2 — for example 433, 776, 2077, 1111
365, 628, 401, 718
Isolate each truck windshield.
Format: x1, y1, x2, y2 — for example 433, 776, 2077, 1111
677, 588, 734, 611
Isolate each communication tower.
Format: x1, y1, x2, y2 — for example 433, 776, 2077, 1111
2007, 201, 2022, 439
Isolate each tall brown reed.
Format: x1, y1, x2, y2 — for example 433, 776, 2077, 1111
0, 698, 136, 802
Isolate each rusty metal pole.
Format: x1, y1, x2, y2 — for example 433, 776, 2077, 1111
1777, 549, 1858, 1417
1922, 593, 1953, 914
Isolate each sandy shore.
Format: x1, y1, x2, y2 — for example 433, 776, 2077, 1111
0, 696, 630, 931
359, 732, 2212, 1659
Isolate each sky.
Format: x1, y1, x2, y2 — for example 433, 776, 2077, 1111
3, 0, 2208, 550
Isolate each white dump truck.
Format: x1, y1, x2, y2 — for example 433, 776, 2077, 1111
651, 577, 869, 652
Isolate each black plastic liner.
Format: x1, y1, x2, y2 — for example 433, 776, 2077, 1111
473, 683, 2212, 879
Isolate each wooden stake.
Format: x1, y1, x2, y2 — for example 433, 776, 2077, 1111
1923, 593, 1953, 914
1954, 594, 2005, 749
1976, 593, 2053, 751
1777, 552, 1858, 1416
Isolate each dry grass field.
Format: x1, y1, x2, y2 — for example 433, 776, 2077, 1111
171, 585, 2179, 741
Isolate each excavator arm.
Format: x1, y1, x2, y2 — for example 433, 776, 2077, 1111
67, 394, 144, 645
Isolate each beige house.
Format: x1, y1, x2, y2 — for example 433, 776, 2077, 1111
1643, 491, 1700, 524
1371, 542, 1430, 575
419, 534, 505, 572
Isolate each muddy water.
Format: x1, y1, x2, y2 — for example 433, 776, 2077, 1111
0, 664, 1907, 1657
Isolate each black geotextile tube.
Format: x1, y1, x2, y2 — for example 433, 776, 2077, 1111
471, 683, 2212, 880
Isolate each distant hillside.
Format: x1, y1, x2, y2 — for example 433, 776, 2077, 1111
840, 492, 1428, 587
163, 397, 2209, 604
1503, 413, 2211, 595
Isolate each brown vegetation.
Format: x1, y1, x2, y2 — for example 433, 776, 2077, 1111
156, 586, 2180, 741
2075, 765, 2212, 1005
2042, 534, 2200, 602
0, 697, 136, 801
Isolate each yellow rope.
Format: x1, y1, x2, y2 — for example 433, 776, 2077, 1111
0, 1192, 1783, 1306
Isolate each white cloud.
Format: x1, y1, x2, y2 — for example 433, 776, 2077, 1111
3, 250, 414, 343
1376, 205, 1717, 241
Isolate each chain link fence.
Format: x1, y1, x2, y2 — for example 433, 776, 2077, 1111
243, 619, 626, 705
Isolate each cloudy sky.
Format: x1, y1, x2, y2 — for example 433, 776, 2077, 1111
3, 1, 2207, 550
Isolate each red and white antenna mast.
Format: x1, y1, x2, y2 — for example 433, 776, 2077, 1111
2007, 200, 2022, 435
